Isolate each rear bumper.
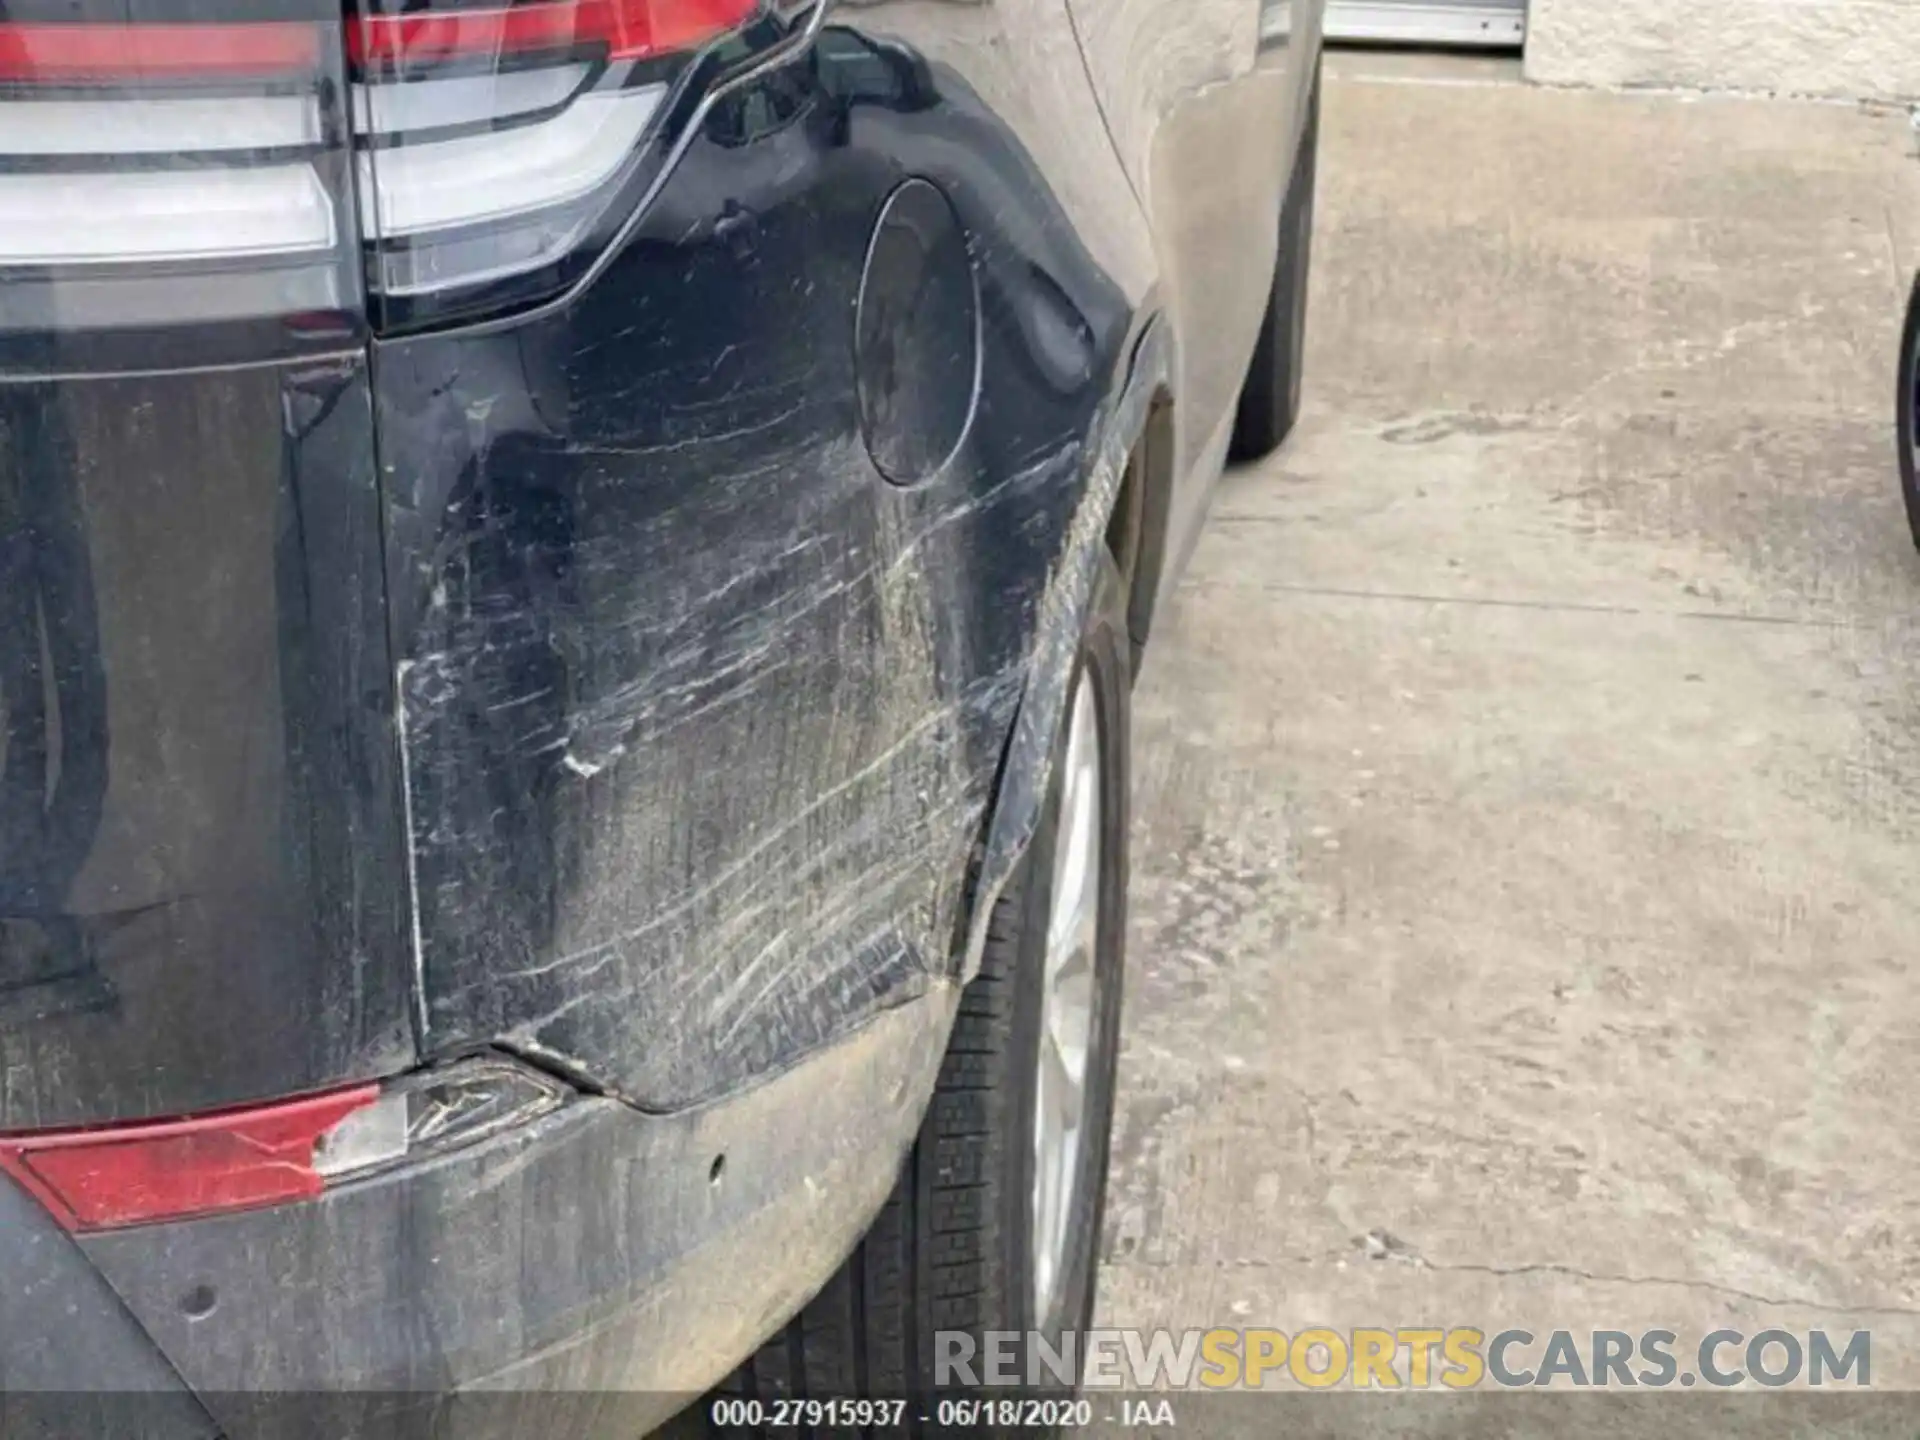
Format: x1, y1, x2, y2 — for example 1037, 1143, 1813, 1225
0, 1171, 220, 1438
3, 992, 952, 1440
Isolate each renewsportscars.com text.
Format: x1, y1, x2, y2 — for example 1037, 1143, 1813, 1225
936, 1327, 1872, 1390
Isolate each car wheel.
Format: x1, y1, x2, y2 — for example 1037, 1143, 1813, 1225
1899, 270, 1920, 552
686, 551, 1132, 1433
1229, 61, 1320, 463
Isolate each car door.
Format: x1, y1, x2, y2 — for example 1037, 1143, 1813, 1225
1066, 0, 1322, 561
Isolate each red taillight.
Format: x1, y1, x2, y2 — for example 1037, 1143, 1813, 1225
0, 1087, 379, 1232
0, 1060, 567, 1231
0, 0, 805, 352
347, 0, 754, 68
0, 6, 359, 362
347, 0, 776, 327
0, 21, 321, 81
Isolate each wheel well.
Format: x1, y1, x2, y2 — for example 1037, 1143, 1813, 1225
1106, 389, 1175, 675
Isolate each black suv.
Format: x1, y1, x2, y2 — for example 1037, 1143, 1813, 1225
0, 0, 1323, 1431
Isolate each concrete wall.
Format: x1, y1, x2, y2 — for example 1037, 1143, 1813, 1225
1524, 0, 1920, 102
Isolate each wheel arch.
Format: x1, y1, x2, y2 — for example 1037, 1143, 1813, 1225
955, 315, 1172, 987
1110, 384, 1177, 675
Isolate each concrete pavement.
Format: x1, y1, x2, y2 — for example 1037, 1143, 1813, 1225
1099, 50, 1920, 1429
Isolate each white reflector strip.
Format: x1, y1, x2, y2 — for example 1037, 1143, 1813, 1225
0, 163, 334, 262
351, 64, 590, 139
0, 94, 319, 156
358, 85, 663, 237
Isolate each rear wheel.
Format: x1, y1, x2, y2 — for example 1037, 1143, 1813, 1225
1898, 270, 1920, 551
1230, 64, 1320, 463
686, 554, 1132, 1435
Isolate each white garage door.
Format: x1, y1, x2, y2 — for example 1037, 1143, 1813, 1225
1325, 0, 1525, 46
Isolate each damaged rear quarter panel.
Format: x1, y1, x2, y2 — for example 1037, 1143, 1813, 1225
377, 13, 1152, 1111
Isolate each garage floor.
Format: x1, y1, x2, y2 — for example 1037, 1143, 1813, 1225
1100, 49, 1920, 1418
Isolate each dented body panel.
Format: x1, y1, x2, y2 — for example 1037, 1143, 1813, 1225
381, 7, 1144, 1109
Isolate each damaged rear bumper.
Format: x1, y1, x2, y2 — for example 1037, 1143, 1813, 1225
2, 992, 953, 1440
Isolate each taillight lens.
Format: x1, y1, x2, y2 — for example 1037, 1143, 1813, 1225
346, 0, 763, 330
0, 1059, 567, 1231
0, 0, 795, 361
0, 2, 363, 368
0, 1086, 381, 1231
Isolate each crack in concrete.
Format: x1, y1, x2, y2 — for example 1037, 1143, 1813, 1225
1883, 203, 1905, 309
1410, 1257, 1920, 1318
1181, 576, 1863, 630
1119, 1251, 1920, 1319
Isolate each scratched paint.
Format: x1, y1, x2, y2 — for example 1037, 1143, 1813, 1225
375, 36, 1135, 1110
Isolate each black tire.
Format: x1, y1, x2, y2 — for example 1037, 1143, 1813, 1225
682, 554, 1132, 1437
1229, 63, 1320, 463
1898, 269, 1920, 552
